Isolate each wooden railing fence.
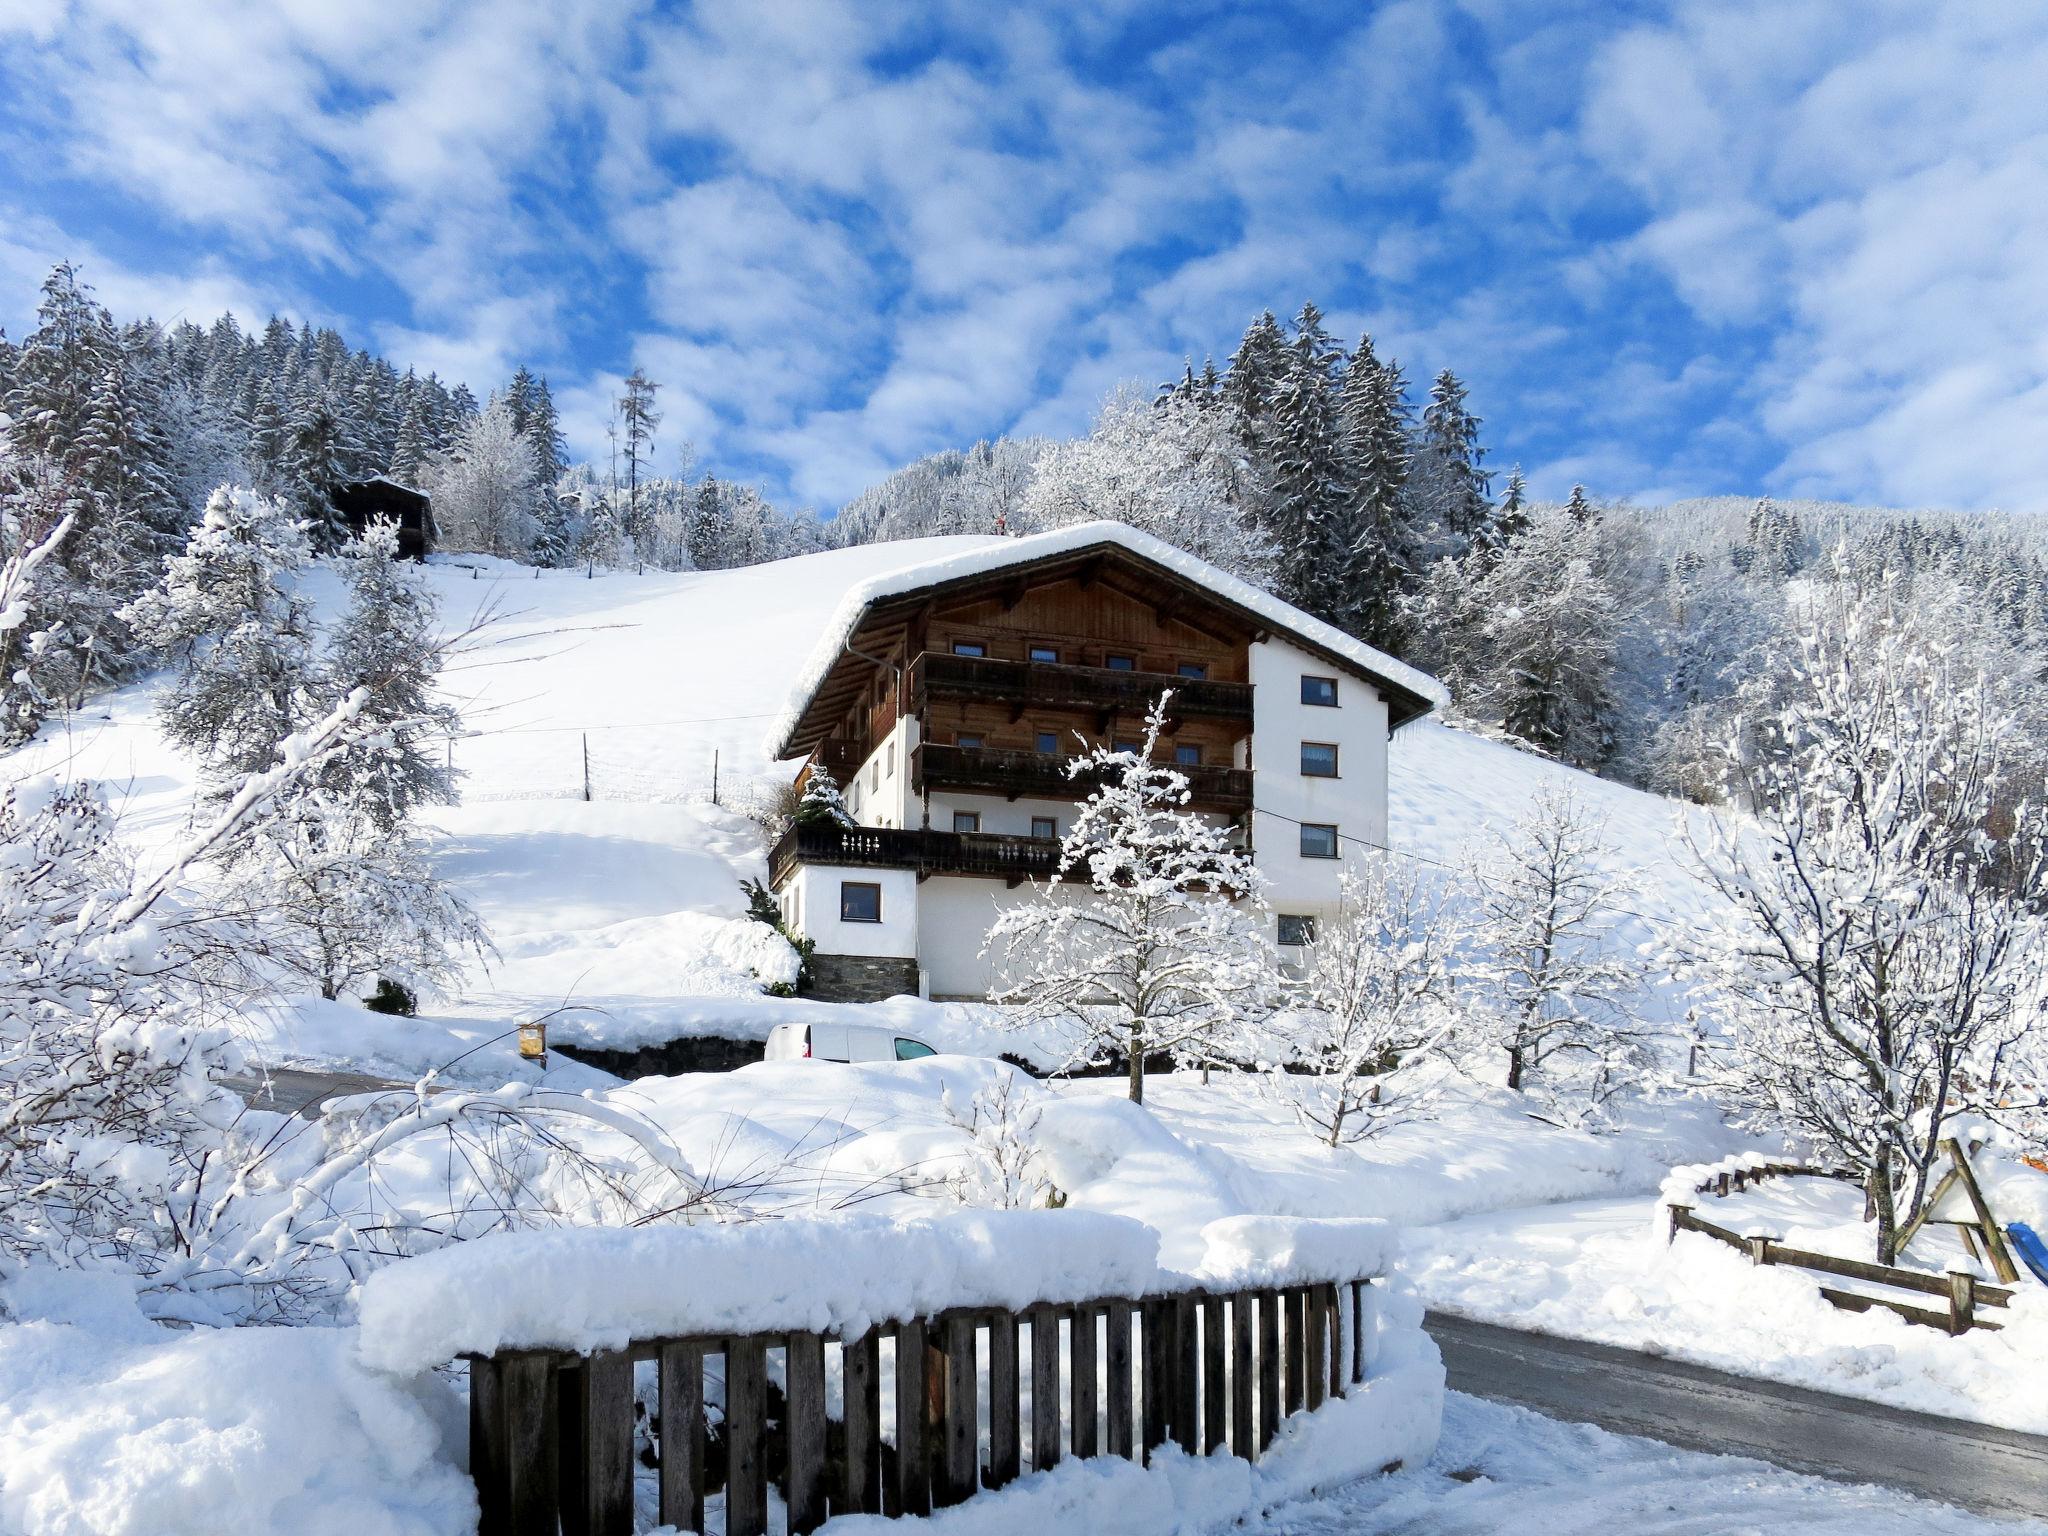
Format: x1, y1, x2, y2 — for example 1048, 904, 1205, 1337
468, 1276, 1376, 1536
1666, 1204, 2014, 1336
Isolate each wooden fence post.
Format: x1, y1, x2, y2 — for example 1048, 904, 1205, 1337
1257, 1290, 1281, 1451
1070, 1305, 1100, 1459
657, 1342, 705, 1535
937, 1314, 978, 1507
1201, 1295, 1227, 1453
1305, 1288, 1327, 1412
1351, 1280, 1367, 1386
786, 1332, 828, 1534
895, 1321, 931, 1517
725, 1338, 769, 1536
1031, 1304, 1062, 1472
471, 1353, 558, 1536
1173, 1294, 1200, 1454
1105, 1300, 1135, 1460
1283, 1288, 1307, 1416
841, 1330, 882, 1515
987, 1312, 1021, 1487
1141, 1299, 1170, 1459
1948, 1272, 1977, 1335
1230, 1292, 1255, 1460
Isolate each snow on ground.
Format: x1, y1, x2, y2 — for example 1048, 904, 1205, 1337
1253, 1391, 2043, 1535
1407, 1171, 2048, 1434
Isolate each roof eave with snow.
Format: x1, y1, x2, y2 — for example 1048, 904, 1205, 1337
767, 521, 1448, 762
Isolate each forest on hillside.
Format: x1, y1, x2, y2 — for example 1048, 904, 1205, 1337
4, 263, 2046, 803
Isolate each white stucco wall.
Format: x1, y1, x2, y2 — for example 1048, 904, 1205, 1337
917, 874, 1101, 999
1248, 634, 1390, 927
784, 864, 919, 958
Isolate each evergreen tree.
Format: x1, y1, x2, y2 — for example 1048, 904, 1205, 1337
389, 396, 427, 486
318, 520, 461, 829
1497, 467, 1531, 542
617, 368, 661, 550
1260, 305, 1353, 624
1411, 369, 1494, 554
793, 766, 855, 828
122, 486, 318, 793
1564, 483, 1596, 527
1335, 333, 1417, 648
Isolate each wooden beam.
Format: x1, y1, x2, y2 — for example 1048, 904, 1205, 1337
1942, 1137, 2021, 1284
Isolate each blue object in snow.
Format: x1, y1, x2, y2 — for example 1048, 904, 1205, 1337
2009, 1222, 2048, 1287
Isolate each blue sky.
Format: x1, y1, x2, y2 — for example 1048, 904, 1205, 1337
2, 1, 2043, 516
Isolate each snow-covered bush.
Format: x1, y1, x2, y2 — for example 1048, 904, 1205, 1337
941, 1074, 1059, 1209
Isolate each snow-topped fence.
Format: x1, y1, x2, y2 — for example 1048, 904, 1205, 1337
358, 1209, 1408, 1536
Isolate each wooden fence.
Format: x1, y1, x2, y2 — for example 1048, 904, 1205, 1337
468, 1276, 1378, 1536
1666, 1204, 2014, 1335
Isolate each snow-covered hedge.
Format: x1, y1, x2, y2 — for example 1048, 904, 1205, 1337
358, 1209, 1397, 1376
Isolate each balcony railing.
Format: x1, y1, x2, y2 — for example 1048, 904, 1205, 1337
770, 821, 1065, 887
912, 742, 1253, 812
909, 652, 1253, 723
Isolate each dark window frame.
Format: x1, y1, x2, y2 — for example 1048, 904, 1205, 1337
1104, 652, 1138, 671
951, 810, 981, 834
1299, 823, 1341, 860
1176, 660, 1209, 680
1300, 741, 1340, 778
952, 639, 987, 658
840, 881, 884, 923
955, 732, 985, 750
1028, 642, 1061, 664
1278, 914, 1318, 946
1174, 743, 1204, 767
1030, 815, 1058, 840
1034, 729, 1059, 755
1301, 675, 1339, 707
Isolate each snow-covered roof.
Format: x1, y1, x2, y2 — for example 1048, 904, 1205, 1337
768, 520, 1447, 761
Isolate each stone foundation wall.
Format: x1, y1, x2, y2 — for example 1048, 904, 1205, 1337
804, 952, 921, 1003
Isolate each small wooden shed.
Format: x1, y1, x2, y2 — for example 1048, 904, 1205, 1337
333, 477, 435, 560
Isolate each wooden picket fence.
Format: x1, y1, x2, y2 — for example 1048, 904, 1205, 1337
467, 1277, 1377, 1536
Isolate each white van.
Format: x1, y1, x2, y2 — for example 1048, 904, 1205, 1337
763, 1021, 940, 1064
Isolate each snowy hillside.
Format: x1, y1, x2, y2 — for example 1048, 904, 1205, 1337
7, 537, 1724, 1051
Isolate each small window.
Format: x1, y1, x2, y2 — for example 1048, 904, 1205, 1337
952, 811, 981, 833
1029, 644, 1059, 664
895, 1038, 938, 1061
1105, 653, 1136, 671
869, 760, 880, 790
1113, 739, 1142, 755
1031, 815, 1058, 839
957, 733, 984, 750
840, 881, 882, 922
1299, 823, 1340, 859
1035, 730, 1058, 755
1301, 675, 1339, 707
1278, 914, 1317, 947
952, 640, 986, 657
1174, 744, 1203, 767
1300, 742, 1339, 777
1177, 662, 1208, 680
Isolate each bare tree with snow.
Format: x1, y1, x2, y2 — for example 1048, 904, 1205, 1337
1458, 785, 1648, 1125
1265, 859, 1457, 1146
987, 695, 1272, 1102
1673, 564, 2048, 1260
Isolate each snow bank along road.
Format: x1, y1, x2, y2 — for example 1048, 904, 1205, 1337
1426, 1312, 2048, 1521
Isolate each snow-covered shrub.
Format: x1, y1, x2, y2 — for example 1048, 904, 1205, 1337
941, 1075, 1059, 1209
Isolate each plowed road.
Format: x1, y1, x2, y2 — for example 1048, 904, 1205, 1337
1427, 1311, 2048, 1521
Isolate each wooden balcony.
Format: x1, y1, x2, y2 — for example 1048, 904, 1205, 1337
769, 821, 1064, 887
912, 742, 1254, 812
909, 652, 1253, 724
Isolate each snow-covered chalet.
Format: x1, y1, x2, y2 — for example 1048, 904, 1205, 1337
768, 521, 1447, 1000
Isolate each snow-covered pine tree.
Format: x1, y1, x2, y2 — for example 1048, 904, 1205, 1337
617, 368, 660, 553
123, 486, 318, 794
986, 695, 1272, 1102
1563, 483, 1595, 527
1261, 304, 1353, 625
318, 520, 461, 829
1335, 333, 1417, 649
792, 765, 856, 828
388, 392, 427, 486
1409, 369, 1494, 556
1264, 859, 1456, 1146
1496, 466, 1530, 544
1460, 786, 1647, 1125
1672, 564, 2048, 1260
